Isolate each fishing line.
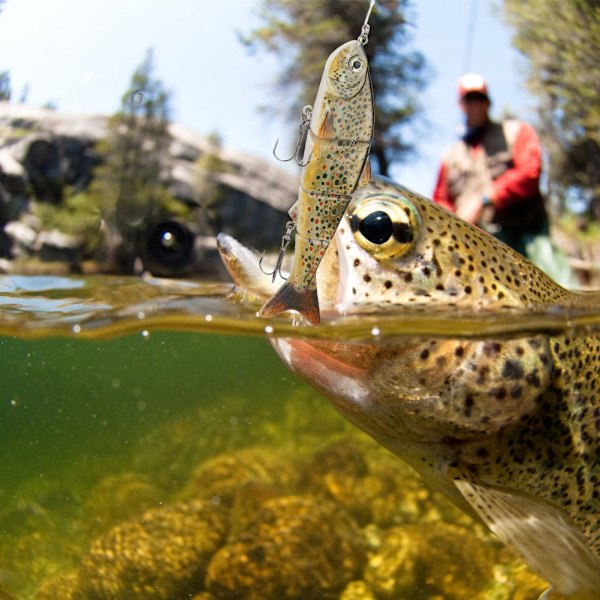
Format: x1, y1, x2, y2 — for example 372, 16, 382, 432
462, 0, 478, 73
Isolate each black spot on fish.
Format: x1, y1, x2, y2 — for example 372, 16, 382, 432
502, 359, 525, 380
491, 387, 507, 400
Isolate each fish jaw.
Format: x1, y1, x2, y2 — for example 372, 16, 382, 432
216, 232, 340, 317
216, 233, 281, 304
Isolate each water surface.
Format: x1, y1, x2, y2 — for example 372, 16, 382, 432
1, 274, 595, 599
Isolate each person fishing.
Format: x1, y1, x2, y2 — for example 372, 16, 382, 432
432, 73, 576, 287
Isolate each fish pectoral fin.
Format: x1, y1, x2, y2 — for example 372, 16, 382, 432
317, 109, 335, 138
453, 473, 600, 596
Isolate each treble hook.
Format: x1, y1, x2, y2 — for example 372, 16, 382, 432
358, 0, 376, 45
259, 220, 296, 282
273, 105, 313, 167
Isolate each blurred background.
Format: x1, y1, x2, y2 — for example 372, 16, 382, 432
0, 0, 598, 285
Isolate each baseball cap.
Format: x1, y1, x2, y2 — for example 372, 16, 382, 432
457, 73, 490, 101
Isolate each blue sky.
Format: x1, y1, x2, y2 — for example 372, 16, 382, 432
0, 0, 534, 196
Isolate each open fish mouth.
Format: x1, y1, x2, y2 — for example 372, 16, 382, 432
216, 231, 347, 319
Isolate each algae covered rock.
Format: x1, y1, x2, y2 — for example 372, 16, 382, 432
190, 446, 299, 505
301, 441, 441, 527
364, 522, 497, 598
339, 580, 377, 600
205, 495, 366, 599
84, 471, 165, 533
78, 499, 228, 599
35, 572, 84, 600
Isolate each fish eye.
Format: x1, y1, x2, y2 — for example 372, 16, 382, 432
352, 210, 393, 244
349, 195, 420, 259
349, 55, 364, 73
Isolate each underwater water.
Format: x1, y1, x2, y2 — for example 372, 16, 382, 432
1, 275, 598, 599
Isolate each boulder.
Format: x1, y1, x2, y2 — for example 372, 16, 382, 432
0, 102, 296, 274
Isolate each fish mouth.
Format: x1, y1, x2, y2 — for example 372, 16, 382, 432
216, 231, 350, 318
216, 233, 281, 303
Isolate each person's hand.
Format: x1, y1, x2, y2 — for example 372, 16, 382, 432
456, 194, 484, 224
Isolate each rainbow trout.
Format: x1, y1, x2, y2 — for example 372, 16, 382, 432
258, 32, 374, 326
218, 176, 600, 597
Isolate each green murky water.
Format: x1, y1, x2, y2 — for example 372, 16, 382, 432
1, 274, 598, 599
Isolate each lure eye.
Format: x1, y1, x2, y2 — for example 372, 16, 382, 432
349, 195, 420, 260
349, 56, 364, 73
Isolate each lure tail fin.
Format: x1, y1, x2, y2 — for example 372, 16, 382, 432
258, 282, 320, 326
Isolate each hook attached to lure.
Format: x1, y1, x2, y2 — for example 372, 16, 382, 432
259, 220, 297, 282
358, 0, 376, 45
273, 105, 313, 167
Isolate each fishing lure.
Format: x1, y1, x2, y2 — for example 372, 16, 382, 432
259, 0, 376, 325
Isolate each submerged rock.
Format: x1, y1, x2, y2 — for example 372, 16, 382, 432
35, 572, 84, 600
205, 495, 366, 600
189, 446, 299, 506
78, 499, 228, 599
301, 442, 448, 528
364, 522, 497, 598
339, 580, 377, 600
84, 471, 165, 534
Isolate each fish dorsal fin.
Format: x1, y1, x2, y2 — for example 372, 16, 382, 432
453, 472, 600, 596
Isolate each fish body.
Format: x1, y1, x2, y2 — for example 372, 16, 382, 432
259, 39, 374, 326
219, 176, 600, 597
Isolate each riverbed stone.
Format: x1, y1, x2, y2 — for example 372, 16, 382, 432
205, 495, 366, 600
78, 499, 227, 599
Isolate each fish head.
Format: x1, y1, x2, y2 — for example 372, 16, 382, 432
324, 40, 370, 100
219, 177, 554, 448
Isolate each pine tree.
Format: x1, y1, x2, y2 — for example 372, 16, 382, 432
95, 49, 174, 231
503, 0, 600, 219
